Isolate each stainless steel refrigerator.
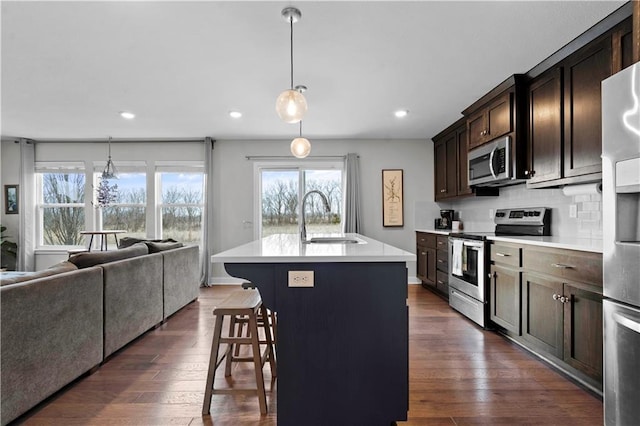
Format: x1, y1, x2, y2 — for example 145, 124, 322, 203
602, 61, 640, 426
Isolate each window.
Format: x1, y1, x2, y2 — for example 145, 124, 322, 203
158, 172, 205, 246
37, 169, 86, 246
258, 163, 343, 238
97, 172, 147, 240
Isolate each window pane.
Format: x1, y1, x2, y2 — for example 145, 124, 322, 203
43, 207, 85, 245
162, 206, 203, 244
102, 206, 146, 239
43, 173, 85, 204
161, 173, 203, 204
111, 173, 146, 204
261, 170, 299, 237
303, 170, 342, 235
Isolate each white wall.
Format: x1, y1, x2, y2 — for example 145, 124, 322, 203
211, 138, 438, 283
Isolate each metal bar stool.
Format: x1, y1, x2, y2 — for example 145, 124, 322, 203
202, 288, 276, 416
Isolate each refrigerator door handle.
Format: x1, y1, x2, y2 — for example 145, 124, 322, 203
614, 312, 640, 334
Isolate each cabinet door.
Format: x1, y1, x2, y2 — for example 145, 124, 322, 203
467, 111, 486, 150
563, 35, 611, 178
416, 245, 428, 282
612, 17, 633, 73
563, 284, 603, 381
486, 92, 512, 141
425, 247, 437, 287
522, 272, 564, 358
418, 246, 437, 288
528, 68, 563, 184
434, 138, 448, 200
456, 126, 472, 196
490, 265, 521, 334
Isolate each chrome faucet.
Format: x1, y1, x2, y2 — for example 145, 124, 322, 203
300, 190, 331, 242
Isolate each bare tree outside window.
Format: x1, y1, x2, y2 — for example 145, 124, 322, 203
41, 173, 85, 245
160, 172, 204, 245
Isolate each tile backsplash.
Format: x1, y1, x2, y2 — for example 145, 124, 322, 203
429, 183, 602, 239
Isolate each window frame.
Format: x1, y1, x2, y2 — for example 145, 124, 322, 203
253, 160, 344, 239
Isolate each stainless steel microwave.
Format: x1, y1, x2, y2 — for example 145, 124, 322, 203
468, 136, 514, 187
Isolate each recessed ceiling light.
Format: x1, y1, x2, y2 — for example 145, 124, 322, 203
229, 111, 243, 119
394, 109, 409, 118
119, 111, 135, 120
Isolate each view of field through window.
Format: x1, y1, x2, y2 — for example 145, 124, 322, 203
260, 168, 342, 237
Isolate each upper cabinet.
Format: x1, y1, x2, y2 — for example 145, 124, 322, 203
467, 91, 513, 150
526, 16, 633, 188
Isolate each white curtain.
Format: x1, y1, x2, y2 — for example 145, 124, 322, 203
202, 137, 215, 286
19, 139, 36, 271
343, 153, 362, 234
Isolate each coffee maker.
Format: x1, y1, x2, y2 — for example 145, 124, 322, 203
435, 209, 454, 230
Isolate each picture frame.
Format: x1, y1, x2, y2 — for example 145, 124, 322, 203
382, 169, 403, 227
4, 185, 19, 215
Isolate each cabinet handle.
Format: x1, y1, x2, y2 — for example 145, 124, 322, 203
552, 293, 561, 301
440, 189, 446, 193
560, 296, 570, 304
421, 252, 426, 255
437, 280, 444, 285
552, 263, 573, 269
437, 259, 443, 263
495, 252, 510, 257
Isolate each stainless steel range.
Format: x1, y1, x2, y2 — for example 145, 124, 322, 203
448, 207, 550, 328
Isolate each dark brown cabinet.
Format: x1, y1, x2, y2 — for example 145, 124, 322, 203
467, 92, 513, 150
527, 67, 563, 185
489, 243, 522, 335
562, 34, 611, 180
433, 130, 458, 200
435, 235, 449, 298
526, 17, 632, 188
489, 240, 604, 389
416, 232, 437, 289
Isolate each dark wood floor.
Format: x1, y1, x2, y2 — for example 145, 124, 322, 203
16, 285, 602, 425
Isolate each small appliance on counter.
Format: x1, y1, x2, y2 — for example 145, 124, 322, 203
435, 209, 454, 229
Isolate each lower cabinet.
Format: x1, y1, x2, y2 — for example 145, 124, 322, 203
416, 231, 448, 300
489, 241, 603, 389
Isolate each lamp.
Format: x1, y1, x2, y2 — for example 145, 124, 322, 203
275, 7, 307, 124
102, 136, 119, 179
291, 121, 311, 158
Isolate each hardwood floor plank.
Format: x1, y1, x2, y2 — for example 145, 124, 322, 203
14, 284, 601, 425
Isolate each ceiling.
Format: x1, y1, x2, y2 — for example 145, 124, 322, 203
1, 1, 626, 142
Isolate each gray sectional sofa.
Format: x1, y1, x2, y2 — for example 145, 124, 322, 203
0, 243, 200, 426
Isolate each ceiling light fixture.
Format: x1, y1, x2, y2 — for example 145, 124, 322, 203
291, 121, 311, 158
275, 7, 307, 124
394, 109, 409, 118
229, 111, 243, 119
101, 136, 119, 180
120, 111, 135, 120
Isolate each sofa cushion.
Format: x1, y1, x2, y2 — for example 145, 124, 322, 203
145, 241, 184, 253
118, 237, 178, 249
69, 243, 148, 269
0, 261, 78, 286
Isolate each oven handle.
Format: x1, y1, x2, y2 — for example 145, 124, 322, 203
614, 312, 640, 334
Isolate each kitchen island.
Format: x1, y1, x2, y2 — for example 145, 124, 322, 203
212, 233, 415, 426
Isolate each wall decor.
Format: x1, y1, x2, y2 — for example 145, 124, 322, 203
382, 169, 403, 227
4, 185, 19, 214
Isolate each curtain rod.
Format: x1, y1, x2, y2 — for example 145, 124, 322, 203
28, 138, 208, 144
246, 155, 351, 161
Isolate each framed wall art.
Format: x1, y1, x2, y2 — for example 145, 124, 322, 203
382, 169, 403, 227
4, 185, 19, 215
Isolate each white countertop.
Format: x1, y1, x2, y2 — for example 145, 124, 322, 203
212, 233, 416, 263
415, 229, 602, 253
488, 235, 603, 253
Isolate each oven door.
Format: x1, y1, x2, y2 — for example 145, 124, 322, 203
448, 237, 486, 302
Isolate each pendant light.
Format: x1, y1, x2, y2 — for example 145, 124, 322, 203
101, 136, 119, 179
291, 121, 311, 158
275, 7, 307, 124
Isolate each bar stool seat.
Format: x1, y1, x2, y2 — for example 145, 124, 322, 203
202, 289, 276, 416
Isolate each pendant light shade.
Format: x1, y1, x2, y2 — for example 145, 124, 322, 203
276, 7, 307, 124
291, 120, 311, 158
276, 89, 307, 124
291, 137, 311, 158
102, 136, 118, 179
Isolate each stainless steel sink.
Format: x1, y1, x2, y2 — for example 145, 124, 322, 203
305, 237, 364, 244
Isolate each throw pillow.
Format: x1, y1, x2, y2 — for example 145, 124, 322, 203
145, 241, 184, 253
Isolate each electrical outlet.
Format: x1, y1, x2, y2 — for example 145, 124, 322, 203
569, 204, 578, 218
288, 270, 314, 287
